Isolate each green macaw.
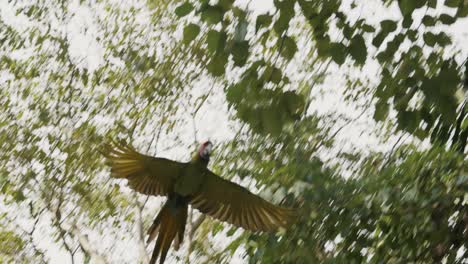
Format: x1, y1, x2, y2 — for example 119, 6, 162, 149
102, 140, 296, 264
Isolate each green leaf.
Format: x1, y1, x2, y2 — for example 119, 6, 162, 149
349, 35, 367, 65
398, 0, 426, 16
207, 30, 226, 54
273, 0, 294, 34
225, 233, 247, 255
385, 33, 405, 55
407, 29, 418, 41
398, 110, 420, 133
183, 23, 200, 45
457, 4, 468, 17
435, 32, 452, 46
316, 37, 331, 57
376, 51, 391, 64
201, 5, 224, 25
259, 31, 270, 46
274, 13, 291, 34
39, 108, 50, 122
343, 24, 354, 39
438, 61, 460, 92
270, 67, 283, 84
82, 70, 88, 86
207, 52, 228, 76
226, 84, 244, 104
282, 91, 305, 118
362, 24, 375, 32
261, 108, 282, 136
232, 6, 247, 19
372, 20, 397, 48
330, 42, 347, 65
231, 41, 250, 66
445, 0, 461, 8
402, 15, 413, 28
372, 32, 386, 48
279, 36, 298, 61
380, 20, 397, 33
423, 32, 436, 47
424, 32, 451, 47
422, 15, 436, 26
439, 14, 456, 24
14, 190, 26, 202
256, 14, 272, 32
298, 0, 315, 18
174, 2, 194, 17
374, 100, 389, 121
263, 66, 283, 84
218, 0, 234, 11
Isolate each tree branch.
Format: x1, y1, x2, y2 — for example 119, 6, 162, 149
51, 199, 76, 264
70, 224, 108, 264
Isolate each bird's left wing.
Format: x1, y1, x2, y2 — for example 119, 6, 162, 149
189, 169, 297, 232
102, 140, 185, 197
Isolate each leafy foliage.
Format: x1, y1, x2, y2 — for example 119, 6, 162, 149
0, 230, 26, 261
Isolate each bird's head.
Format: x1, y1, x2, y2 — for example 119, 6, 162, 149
198, 141, 213, 161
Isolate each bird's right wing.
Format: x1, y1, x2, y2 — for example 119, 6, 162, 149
102, 140, 185, 197
189, 169, 297, 232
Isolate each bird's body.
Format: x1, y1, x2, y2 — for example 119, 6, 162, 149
173, 158, 208, 196
102, 140, 296, 264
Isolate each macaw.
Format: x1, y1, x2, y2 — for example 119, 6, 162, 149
102, 140, 296, 264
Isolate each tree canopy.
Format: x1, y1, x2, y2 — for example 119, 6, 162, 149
0, 0, 466, 263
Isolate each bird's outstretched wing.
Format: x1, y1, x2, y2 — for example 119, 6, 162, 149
189, 170, 297, 232
102, 140, 185, 196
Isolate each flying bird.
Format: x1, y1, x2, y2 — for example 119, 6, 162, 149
102, 140, 296, 264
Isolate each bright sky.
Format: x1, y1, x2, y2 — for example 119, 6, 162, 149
1, 0, 467, 263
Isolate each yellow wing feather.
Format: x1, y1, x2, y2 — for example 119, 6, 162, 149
189, 170, 297, 232
102, 140, 185, 197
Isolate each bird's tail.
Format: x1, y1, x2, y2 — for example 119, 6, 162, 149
147, 199, 188, 264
